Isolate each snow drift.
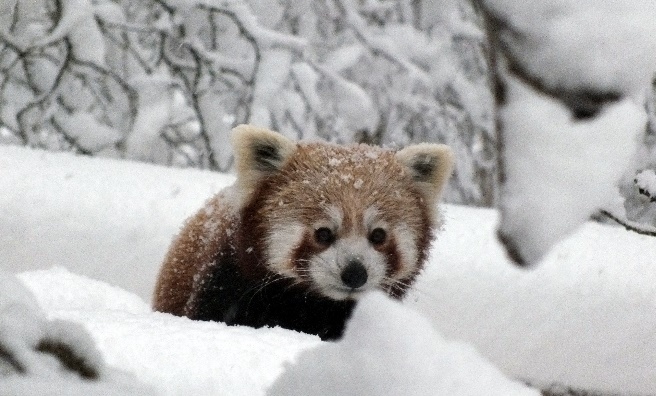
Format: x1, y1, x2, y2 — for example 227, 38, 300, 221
10, 269, 537, 396
2, 146, 656, 394
0, 271, 155, 396
269, 292, 536, 396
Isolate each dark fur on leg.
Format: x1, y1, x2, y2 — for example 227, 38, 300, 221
188, 251, 356, 341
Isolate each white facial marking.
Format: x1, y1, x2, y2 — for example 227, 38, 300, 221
324, 205, 343, 229
266, 222, 305, 277
308, 235, 388, 300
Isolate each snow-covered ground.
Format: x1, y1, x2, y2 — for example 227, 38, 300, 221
2, 146, 656, 395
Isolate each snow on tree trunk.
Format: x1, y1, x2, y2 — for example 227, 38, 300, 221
199, 90, 234, 170
124, 75, 172, 163
249, 48, 294, 128
479, 0, 656, 265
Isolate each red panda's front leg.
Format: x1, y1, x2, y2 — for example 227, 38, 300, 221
153, 193, 237, 316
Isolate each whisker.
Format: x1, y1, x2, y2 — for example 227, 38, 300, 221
278, 257, 437, 302
241, 273, 289, 309
382, 276, 437, 301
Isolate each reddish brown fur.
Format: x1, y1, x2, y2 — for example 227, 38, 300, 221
152, 192, 237, 315
292, 143, 431, 282
154, 138, 440, 318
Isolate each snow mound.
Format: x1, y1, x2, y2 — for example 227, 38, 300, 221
0, 145, 232, 300
17, 267, 149, 314
409, 204, 656, 394
0, 271, 154, 395
269, 292, 537, 396
17, 268, 321, 396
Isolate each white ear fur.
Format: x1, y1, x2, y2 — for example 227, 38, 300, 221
231, 124, 296, 193
395, 143, 454, 204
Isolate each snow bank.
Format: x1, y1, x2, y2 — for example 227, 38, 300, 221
17, 267, 149, 315
3, 146, 656, 394
16, 268, 320, 396
0, 145, 232, 300
0, 271, 154, 395
14, 269, 534, 396
269, 292, 537, 396
408, 204, 656, 394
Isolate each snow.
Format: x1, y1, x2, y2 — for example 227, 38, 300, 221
497, 78, 646, 264
125, 75, 175, 163
0, 272, 155, 395
54, 111, 122, 152
0, 145, 232, 300
483, 0, 656, 96
27, 274, 320, 396
322, 66, 380, 136
17, 267, 149, 315
408, 204, 656, 394
249, 49, 293, 127
2, 146, 656, 395
290, 62, 325, 117
269, 292, 536, 396
635, 169, 656, 200
322, 44, 365, 74
485, 0, 656, 265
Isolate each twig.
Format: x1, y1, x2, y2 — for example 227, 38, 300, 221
187, 44, 219, 170
70, 58, 139, 133
332, 0, 431, 85
599, 209, 656, 238
16, 39, 73, 144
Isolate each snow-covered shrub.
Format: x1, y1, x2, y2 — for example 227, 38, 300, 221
0, 0, 494, 205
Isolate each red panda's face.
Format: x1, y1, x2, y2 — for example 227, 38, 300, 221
232, 125, 454, 300
266, 203, 426, 300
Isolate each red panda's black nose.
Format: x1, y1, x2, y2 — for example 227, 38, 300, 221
340, 260, 368, 289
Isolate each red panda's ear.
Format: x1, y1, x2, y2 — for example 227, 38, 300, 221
231, 124, 297, 189
395, 143, 454, 203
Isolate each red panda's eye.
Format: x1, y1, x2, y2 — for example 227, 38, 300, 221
315, 227, 335, 245
369, 228, 387, 245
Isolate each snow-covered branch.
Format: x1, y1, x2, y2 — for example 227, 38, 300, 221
333, 0, 432, 86
478, 0, 656, 265
0, 0, 494, 202
599, 209, 656, 238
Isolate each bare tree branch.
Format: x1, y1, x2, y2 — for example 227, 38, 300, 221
599, 209, 656, 238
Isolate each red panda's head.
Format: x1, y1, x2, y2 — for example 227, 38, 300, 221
232, 125, 454, 300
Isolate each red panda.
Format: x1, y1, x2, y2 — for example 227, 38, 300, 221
153, 125, 454, 340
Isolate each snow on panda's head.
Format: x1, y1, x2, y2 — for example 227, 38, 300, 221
231, 125, 454, 300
